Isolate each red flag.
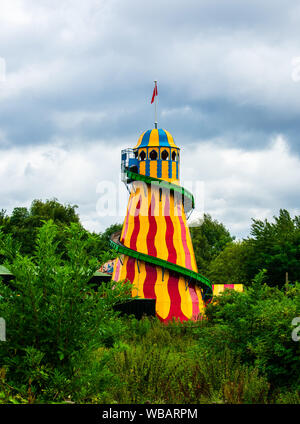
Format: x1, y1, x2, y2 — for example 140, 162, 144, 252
151, 83, 158, 104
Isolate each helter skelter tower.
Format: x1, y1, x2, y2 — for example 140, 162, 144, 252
111, 84, 212, 322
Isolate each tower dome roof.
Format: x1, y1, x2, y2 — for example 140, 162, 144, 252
134, 128, 179, 149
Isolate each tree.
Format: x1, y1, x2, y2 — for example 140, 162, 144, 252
0, 221, 131, 402
189, 214, 234, 274
207, 241, 249, 285
1, 199, 80, 256
244, 209, 300, 287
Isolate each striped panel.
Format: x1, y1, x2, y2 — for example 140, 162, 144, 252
161, 161, 169, 180
135, 130, 147, 148
165, 273, 188, 321
179, 206, 198, 272
139, 160, 146, 175
224, 284, 234, 289
146, 192, 157, 256
176, 202, 192, 269
155, 187, 168, 261
112, 257, 121, 281
148, 129, 160, 147
135, 130, 151, 148
164, 194, 177, 264
120, 194, 134, 244
164, 129, 177, 148
149, 160, 157, 178
154, 267, 171, 320
188, 283, 201, 320
157, 159, 162, 178
143, 262, 157, 299
136, 186, 149, 255
178, 276, 193, 319
172, 161, 177, 181
118, 255, 129, 281
122, 190, 140, 249
195, 285, 205, 316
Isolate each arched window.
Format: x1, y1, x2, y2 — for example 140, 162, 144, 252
172, 151, 177, 161
161, 149, 169, 160
149, 149, 158, 160
139, 150, 146, 161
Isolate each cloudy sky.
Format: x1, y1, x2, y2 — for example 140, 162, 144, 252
0, 0, 300, 238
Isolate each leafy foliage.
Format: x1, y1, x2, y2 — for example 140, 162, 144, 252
0, 221, 131, 402
207, 241, 248, 285
244, 209, 300, 287
200, 270, 300, 389
190, 214, 234, 273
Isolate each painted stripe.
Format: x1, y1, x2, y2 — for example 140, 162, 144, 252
125, 256, 136, 286
180, 209, 198, 272
158, 129, 171, 147
135, 130, 146, 148
177, 203, 192, 270
173, 202, 187, 268
165, 273, 188, 321
155, 188, 168, 261
143, 262, 157, 299
123, 190, 139, 248
121, 194, 133, 243
188, 283, 200, 320
164, 129, 178, 148
178, 276, 193, 318
139, 160, 146, 175
138, 129, 151, 148
149, 160, 157, 178
164, 194, 177, 264
136, 184, 149, 255
113, 257, 121, 281
135, 260, 147, 298
146, 192, 157, 256
157, 159, 162, 178
129, 196, 141, 251
118, 255, 129, 281
161, 161, 169, 180
154, 268, 171, 320
149, 129, 160, 147
195, 285, 205, 316
224, 284, 234, 289
168, 159, 172, 179
172, 161, 177, 182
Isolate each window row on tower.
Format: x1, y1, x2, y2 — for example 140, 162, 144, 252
134, 147, 180, 162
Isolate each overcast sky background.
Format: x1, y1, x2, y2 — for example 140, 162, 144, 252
1, 0, 300, 238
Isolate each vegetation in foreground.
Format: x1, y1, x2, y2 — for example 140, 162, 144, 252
0, 200, 299, 404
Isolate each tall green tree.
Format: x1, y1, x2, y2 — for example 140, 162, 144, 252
190, 214, 234, 274
207, 241, 249, 285
244, 209, 300, 286
1, 199, 80, 256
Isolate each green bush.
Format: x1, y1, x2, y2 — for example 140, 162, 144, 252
0, 221, 131, 402
197, 271, 300, 389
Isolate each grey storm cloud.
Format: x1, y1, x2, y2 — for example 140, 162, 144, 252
0, 0, 300, 237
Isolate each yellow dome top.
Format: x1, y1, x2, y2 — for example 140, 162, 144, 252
134, 128, 179, 149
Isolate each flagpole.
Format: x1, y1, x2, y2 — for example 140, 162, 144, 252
154, 80, 158, 129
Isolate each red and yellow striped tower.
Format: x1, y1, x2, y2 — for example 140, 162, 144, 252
111, 128, 213, 322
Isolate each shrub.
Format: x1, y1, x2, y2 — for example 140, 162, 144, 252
0, 221, 131, 402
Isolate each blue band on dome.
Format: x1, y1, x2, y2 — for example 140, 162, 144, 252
158, 129, 170, 147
